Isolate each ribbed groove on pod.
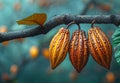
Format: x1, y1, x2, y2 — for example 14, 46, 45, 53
92, 29, 108, 67
69, 30, 89, 72
49, 28, 70, 69
96, 28, 112, 65
88, 27, 112, 69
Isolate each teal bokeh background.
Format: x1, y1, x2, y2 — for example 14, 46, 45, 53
0, 0, 120, 83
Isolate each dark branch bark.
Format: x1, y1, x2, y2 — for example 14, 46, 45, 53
0, 15, 120, 42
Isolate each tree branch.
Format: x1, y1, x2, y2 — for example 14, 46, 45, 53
0, 15, 120, 42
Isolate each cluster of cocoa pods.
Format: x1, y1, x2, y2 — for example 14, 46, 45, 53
49, 22, 112, 73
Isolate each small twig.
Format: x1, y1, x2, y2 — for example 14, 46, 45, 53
91, 19, 96, 28
66, 21, 76, 29
66, 21, 81, 30
77, 24, 81, 30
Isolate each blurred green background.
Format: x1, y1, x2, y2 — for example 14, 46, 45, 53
0, 0, 120, 83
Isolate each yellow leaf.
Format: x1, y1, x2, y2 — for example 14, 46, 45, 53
16, 13, 47, 25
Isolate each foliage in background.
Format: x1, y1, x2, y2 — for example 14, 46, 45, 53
112, 26, 120, 63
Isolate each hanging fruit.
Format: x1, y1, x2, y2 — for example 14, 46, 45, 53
49, 28, 70, 69
88, 26, 112, 69
69, 29, 89, 72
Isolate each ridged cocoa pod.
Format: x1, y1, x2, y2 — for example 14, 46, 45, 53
49, 28, 70, 69
88, 27, 112, 69
69, 30, 89, 72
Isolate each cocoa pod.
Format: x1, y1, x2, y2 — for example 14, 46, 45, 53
69, 30, 89, 72
49, 28, 70, 69
88, 27, 112, 69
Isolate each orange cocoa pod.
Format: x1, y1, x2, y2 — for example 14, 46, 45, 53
49, 28, 70, 69
69, 30, 89, 72
88, 27, 112, 69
